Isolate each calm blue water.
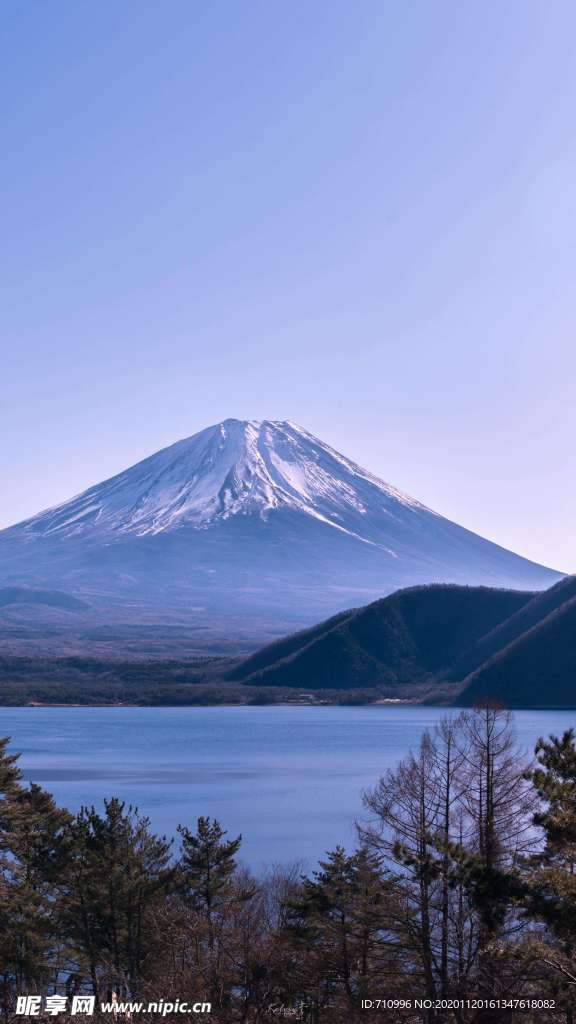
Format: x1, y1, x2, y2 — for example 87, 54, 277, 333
1, 706, 575, 870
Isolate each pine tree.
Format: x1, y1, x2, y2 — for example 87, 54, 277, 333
176, 817, 251, 1014
520, 729, 576, 1020
0, 736, 21, 800
0, 740, 71, 1010
0, 736, 24, 1015
282, 846, 401, 1022
60, 799, 173, 1000
178, 817, 242, 921
4, 785, 71, 991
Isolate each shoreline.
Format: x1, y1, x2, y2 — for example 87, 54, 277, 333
3, 701, 575, 711
6, 699, 415, 709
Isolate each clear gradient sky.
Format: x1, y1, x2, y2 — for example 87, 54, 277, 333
1, 1, 575, 571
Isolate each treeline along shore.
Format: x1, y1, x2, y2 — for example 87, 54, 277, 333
1, 704, 576, 1022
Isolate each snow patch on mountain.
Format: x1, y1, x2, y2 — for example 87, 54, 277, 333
11, 419, 429, 545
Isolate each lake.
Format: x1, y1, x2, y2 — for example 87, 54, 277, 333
2, 705, 575, 870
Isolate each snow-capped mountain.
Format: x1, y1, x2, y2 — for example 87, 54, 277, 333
0, 419, 563, 630
10, 419, 429, 542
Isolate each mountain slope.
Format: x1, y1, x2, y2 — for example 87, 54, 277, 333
458, 590, 576, 708
3, 419, 430, 540
228, 576, 576, 706
0, 420, 562, 630
0, 587, 89, 611
443, 574, 576, 682
229, 584, 534, 690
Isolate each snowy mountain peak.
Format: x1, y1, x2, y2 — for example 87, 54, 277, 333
0, 420, 563, 624
9, 419, 426, 543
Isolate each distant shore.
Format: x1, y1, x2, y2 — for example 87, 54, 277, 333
15, 698, 415, 709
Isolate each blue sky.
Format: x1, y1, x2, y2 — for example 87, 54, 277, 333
1, 0, 575, 571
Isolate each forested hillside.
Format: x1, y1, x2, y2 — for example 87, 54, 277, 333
229, 584, 533, 689
459, 595, 576, 707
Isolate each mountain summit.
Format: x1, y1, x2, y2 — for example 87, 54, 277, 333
0, 419, 563, 631
11, 419, 428, 542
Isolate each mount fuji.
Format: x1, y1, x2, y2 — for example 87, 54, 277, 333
0, 419, 562, 635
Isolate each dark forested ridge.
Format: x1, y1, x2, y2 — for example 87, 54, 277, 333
445, 574, 576, 682
0, 578, 574, 706
458, 593, 576, 707
229, 584, 533, 690
231, 577, 576, 707
2, 706, 576, 1022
